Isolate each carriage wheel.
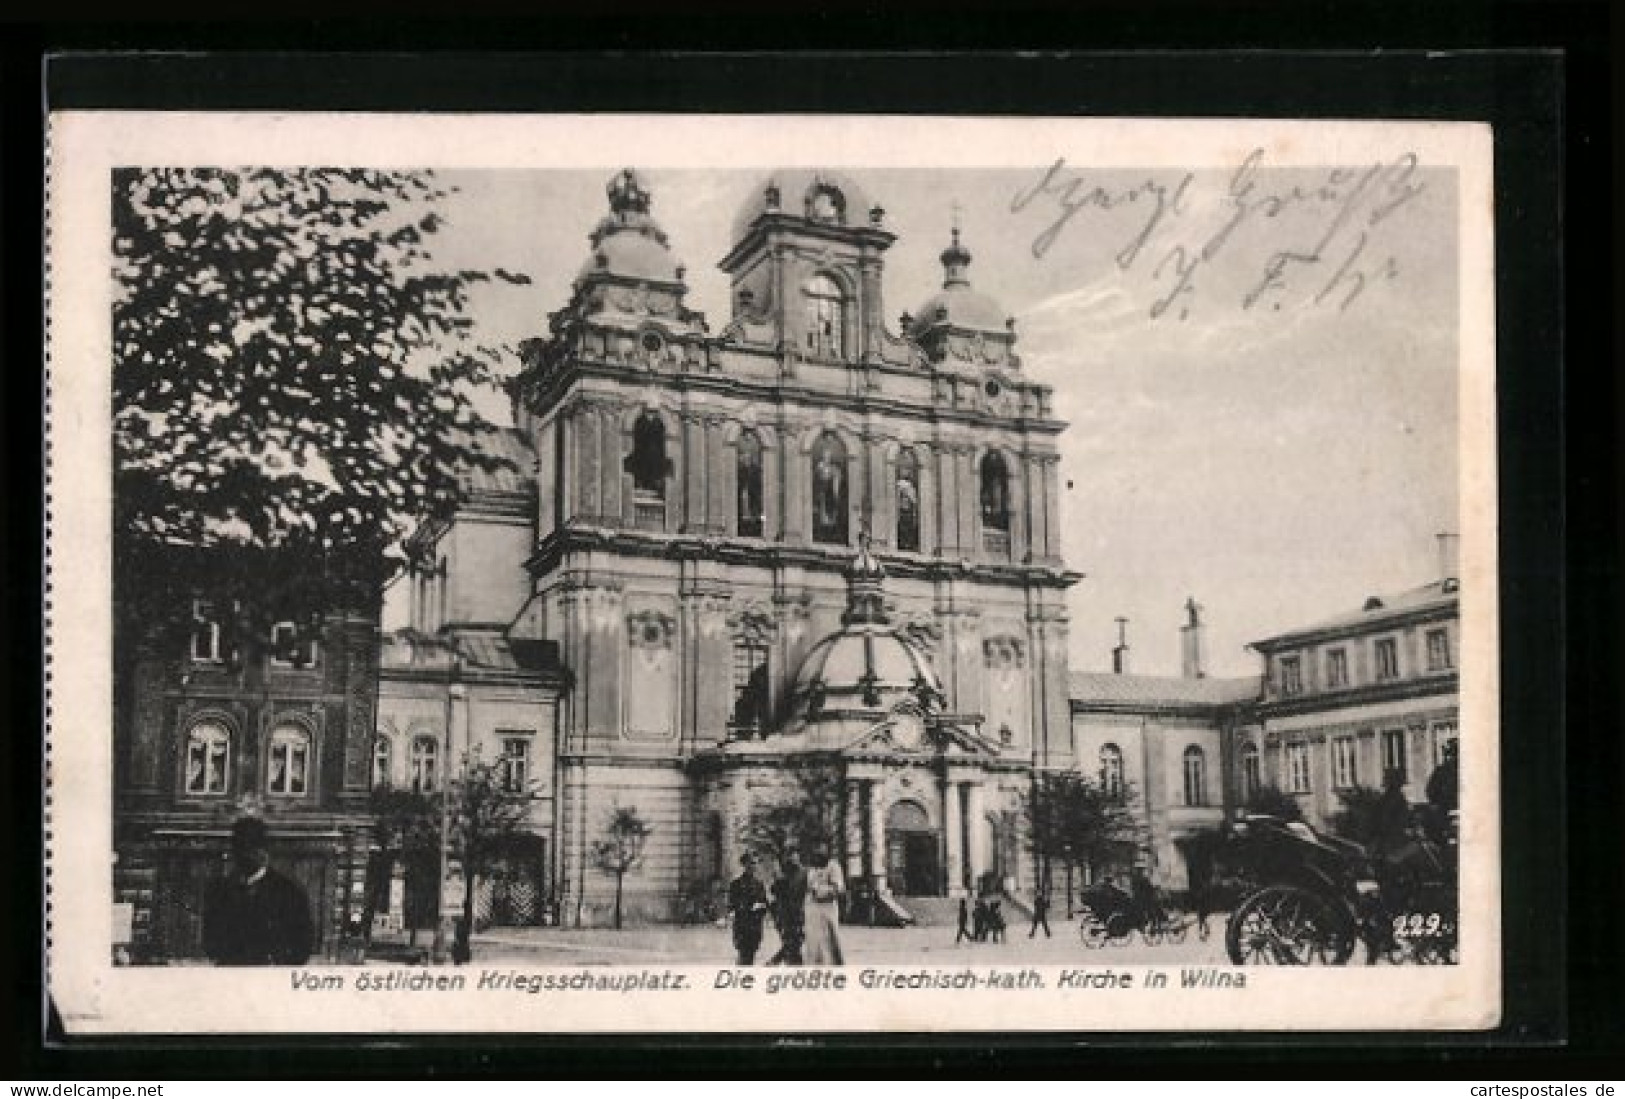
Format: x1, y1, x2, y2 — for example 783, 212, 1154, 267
1165, 919, 1188, 945
1104, 911, 1132, 945
1079, 911, 1107, 949
1226, 885, 1355, 966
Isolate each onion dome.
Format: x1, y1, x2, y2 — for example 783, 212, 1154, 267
908, 226, 1011, 337
577, 168, 686, 285
787, 535, 942, 718
731, 169, 881, 243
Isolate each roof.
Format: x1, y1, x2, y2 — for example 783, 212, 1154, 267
731, 169, 877, 243
1251, 578, 1460, 649
1069, 671, 1260, 710
911, 284, 1010, 335
379, 628, 559, 678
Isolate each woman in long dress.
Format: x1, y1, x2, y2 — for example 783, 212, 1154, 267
801, 842, 845, 965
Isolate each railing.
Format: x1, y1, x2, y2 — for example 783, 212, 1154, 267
631, 491, 665, 531
982, 529, 1011, 557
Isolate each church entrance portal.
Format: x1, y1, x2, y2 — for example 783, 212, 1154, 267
884, 800, 941, 896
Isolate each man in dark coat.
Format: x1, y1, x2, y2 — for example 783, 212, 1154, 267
727, 852, 770, 965
1028, 887, 1052, 938
203, 817, 314, 966
766, 849, 807, 966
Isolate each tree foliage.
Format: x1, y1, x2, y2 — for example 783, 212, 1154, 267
1329, 784, 1389, 847
112, 166, 529, 617
1023, 771, 1143, 882
1243, 783, 1305, 822
591, 806, 653, 930
736, 762, 843, 867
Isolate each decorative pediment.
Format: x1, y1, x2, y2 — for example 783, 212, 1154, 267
842, 710, 1000, 760
727, 603, 779, 646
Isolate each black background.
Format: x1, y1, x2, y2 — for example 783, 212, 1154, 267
3, 4, 1615, 1078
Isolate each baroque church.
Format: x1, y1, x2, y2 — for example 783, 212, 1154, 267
385, 166, 1079, 927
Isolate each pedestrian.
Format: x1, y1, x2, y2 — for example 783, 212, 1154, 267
801, 842, 845, 965
727, 852, 770, 965
987, 897, 1006, 943
1028, 887, 1051, 938
954, 896, 973, 944
766, 847, 806, 966
203, 817, 314, 966
971, 895, 989, 942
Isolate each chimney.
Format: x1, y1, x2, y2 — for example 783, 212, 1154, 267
1436, 531, 1459, 583
1111, 617, 1130, 675
1180, 596, 1206, 679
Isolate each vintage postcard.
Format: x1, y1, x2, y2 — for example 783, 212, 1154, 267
46, 112, 1497, 1033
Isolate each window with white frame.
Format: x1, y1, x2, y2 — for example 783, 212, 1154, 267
1426, 628, 1452, 672
189, 600, 223, 663
1182, 746, 1207, 807
270, 619, 319, 669
499, 734, 532, 794
1240, 742, 1261, 801
1099, 743, 1124, 798
1279, 655, 1304, 697
1326, 648, 1349, 689
1374, 637, 1400, 681
267, 724, 311, 796
1332, 735, 1358, 789
804, 274, 845, 358
183, 720, 231, 795
1286, 741, 1312, 794
372, 735, 394, 789
411, 735, 440, 793
1379, 728, 1407, 784
1432, 720, 1458, 764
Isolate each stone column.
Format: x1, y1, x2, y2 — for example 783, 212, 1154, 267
844, 779, 865, 881
1041, 455, 1062, 561
966, 783, 989, 888
866, 436, 889, 547
918, 445, 938, 555
558, 411, 577, 525
958, 448, 979, 556
867, 779, 887, 883
936, 444, 957, 554
600, 405, 622, 527
944, 779, 965, 896
577, 406, 601, 522
682, 413, 704, 534
705, 417, 729, 534
781, 428, 805, 542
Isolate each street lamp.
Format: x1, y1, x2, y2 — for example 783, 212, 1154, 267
431, 657, 463, 963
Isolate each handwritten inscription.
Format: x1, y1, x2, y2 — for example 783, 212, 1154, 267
1010, 148, 1426, 320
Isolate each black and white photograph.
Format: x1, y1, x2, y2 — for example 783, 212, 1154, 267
46, 112, 1498, 1033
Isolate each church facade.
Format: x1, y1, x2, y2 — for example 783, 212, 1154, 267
485, 168, 1078, 925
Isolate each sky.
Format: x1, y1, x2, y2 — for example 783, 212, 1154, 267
426, 161, 1460, 679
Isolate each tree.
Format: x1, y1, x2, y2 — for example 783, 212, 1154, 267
447, 757, 537, 959
1329, 784, 1388, 848
1243, 784, 1305, 822
111, 167, 529, 642
591, 807, 653, 930
736, 761, 843, 868
1023, 771, 1143, 898
363, 786, 440, 941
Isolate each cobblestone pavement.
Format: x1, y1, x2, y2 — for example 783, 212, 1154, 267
472, 916, 1234, 967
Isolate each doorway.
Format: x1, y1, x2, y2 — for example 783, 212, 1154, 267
884, 799, 942, 896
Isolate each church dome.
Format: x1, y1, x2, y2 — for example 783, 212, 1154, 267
577, 168, 686, 285
786, 537, 941, 719
908, 227, 1011, 337
731, 169, 878, 243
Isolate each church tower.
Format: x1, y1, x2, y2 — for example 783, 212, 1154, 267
515, 169, 1079, 923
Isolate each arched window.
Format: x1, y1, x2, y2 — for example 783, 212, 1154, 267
372, 734, 394, 790
625, 411, 669, 499
730, 638, 770, 734
183, 720, 231, 796
804, 274, 845, 359
736, 430, 764, 538
411, 735, 440, 793
1240, 741, 1261, 802
1099, 743, 1124, 798
267, 724, 311, 796
979, 451, 1011, 551
1182, 745, 1208, 807
895, 448, 921, 552
811, 432, 849, 545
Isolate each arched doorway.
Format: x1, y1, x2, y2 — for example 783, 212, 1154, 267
884, 799, 941, 896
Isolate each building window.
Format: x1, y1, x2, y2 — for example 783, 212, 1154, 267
1240, 742, 1262, 801
804, 274, 845, 359
1381, 728, 1407, 785
372, 735, 393, 789
1426, 628, 1452, 672
736, 430, 764, 538
1182, 746, 1207, 807
980, 452, 1011, 533
1326, 648, 1349, 689
625, 411, 670, 508
189, 600, 223, 663
499, 734, 532, 794
895, 447, 921, 553
183, 721, 231, 796
1332, 735, 1358, 789
1280, 655, 1303, 697
730, 639, 770, 731
267, 725, 311, 796
1286, 742, 1312, 794
411, 735, 440, 793
270, 619, 319, 669
1432, 720, 1458, 765
1375, 637, 1400, 681
1099, 743, 1124, 798
811, 431, 849, 545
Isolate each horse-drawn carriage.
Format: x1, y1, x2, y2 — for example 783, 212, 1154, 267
1076, 878, 1188, 948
